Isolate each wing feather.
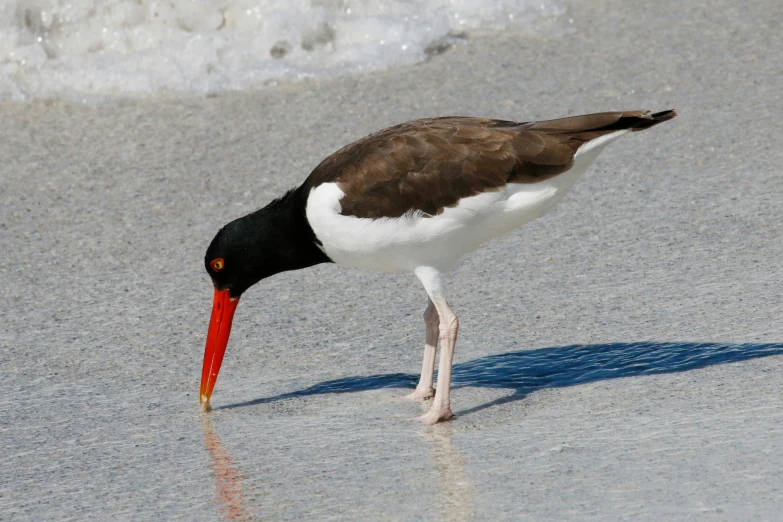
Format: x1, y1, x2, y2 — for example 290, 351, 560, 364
303, 111, 674, 219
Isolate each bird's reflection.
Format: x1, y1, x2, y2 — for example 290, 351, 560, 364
421, 424, 475, 521
201, 415, 256, 521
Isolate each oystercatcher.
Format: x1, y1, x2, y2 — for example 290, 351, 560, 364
200, 109, 676, 423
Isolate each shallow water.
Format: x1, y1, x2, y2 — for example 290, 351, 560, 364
0, 0, 564, 102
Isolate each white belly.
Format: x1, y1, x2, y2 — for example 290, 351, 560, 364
306, 130, 626, 273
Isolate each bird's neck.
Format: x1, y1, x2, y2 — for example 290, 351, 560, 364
248, 186, 332, 273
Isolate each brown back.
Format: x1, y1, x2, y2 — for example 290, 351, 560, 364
303, 110, 675, 219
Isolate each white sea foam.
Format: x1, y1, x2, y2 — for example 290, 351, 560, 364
0, 0, 565, 102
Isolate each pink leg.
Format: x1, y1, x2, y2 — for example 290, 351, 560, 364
414, 267, 458, 424
403, 299, 438, 401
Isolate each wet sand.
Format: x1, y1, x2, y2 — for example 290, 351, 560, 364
3, 0, 783, 519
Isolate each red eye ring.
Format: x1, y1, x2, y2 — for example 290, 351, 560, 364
210, 258, 225, 272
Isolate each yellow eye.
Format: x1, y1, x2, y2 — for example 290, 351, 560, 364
210, 258, 224, 272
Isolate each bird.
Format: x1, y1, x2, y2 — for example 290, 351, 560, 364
200, 109, 677, 424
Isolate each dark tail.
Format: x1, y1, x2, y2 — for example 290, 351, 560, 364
529, 109, 677, 134
631, 109, 677, 131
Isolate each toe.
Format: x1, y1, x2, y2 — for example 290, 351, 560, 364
416, 408, 454, 425
401, 388, 435, 401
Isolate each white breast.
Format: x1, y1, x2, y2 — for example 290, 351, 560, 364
306, 130, 628, 274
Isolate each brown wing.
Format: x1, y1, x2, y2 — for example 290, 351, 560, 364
302, 110, 675, 219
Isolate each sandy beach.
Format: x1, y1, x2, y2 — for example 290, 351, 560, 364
3, 0, 783, 519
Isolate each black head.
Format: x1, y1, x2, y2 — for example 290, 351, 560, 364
205, 217, 272, 298
204, 190, 331, 298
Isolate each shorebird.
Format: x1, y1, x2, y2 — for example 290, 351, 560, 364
200, 109, 676, 424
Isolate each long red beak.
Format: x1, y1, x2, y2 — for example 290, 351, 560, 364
200, 289, 240, 410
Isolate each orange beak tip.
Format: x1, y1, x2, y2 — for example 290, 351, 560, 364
201, 398, 212, 412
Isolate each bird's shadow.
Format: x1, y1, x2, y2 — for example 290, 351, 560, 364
219, 342, 783, 415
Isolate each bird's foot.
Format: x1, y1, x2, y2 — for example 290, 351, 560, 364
401, 387, 435, 401
416, 406, 454, 425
